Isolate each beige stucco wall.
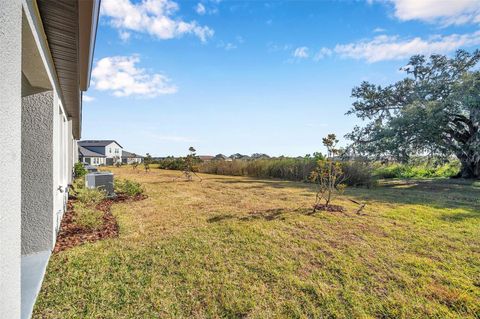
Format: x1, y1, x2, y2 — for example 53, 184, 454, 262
21, 91, 55, 254
0, 0, 22, 317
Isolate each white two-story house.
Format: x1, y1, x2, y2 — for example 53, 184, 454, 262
78, 140, 123, 165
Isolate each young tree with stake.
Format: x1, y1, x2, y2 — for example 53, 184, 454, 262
310, 134, 347, 212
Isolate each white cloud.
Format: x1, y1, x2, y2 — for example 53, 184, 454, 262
313, 47, 332, 61
224, 43, 237, 50
373, 27, 386, 33
119, 30, 131, 42
267, 42, 292, 53
101, 0, 214, 42
195, 3, 206, 15
91, 55, 178, 98
83, 94, 95, 102
194, 1, 220, 15
389, 0, 480, 25
334, 31, 480, 62
217, 36, 244, 51
217, 41, 237, 50
293, 46, 309, 59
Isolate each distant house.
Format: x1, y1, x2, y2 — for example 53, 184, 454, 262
78, 146, 105, 166
78, 140, 123, 165
213, 154, 227, 160
122, 151, 144, 164
229, 153, 250, 160
199, 155, 215, 162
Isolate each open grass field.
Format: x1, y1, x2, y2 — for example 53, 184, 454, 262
34, 167, 480, 318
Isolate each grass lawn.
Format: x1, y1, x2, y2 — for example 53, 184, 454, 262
34, 167, 480, 318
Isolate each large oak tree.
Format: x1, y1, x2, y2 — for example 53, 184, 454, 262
347, 50, 480, 178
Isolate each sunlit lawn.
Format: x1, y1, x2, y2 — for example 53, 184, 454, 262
34, 167, 480, 318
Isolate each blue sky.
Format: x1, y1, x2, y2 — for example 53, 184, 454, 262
82, 0, 480, 157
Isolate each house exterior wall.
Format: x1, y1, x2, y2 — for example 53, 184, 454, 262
21, 90, 55, 254
0, 0, 22, 316
105, 142, 123, 162
85, 157, 106, 166
52, 98, 70, 239
67, 120, 74, 184
73, 140, 79, 167
2, 0, 98, 315
123, 157, 144, 164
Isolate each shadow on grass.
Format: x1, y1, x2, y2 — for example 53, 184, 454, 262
206, 177, 308, 190
439, 210, 480, 222
207, 208, 313, 223
347, 179, 480, 212
207, 214, 236, 223
208, 176, 480, 217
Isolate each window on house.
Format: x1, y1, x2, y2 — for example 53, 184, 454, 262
109, 148, 112, 153
115, 149, 119, 154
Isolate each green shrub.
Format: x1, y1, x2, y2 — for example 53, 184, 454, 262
193, 157, 376, 187
435, 161, 461, 177
373, 160, 460, 179
158, 157, 186, 170
160, 155, 459, 183
341, 161, 377, 187
73, 177, 85, 191
76, 187, 106, 205
73, 202, 103, 230
74, 162, 87, 178
114, 179, 144, 196
199, 158, 318, 182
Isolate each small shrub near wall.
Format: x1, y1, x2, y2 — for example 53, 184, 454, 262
114, 179, 145, 197
74, 162, 87, 178
73, 202, 103, 230
76, 187, 107, 205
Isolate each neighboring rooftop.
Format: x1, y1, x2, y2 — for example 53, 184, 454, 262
78, 140, 123, 148
78, 146, 104, 157
122, 151, 144, 158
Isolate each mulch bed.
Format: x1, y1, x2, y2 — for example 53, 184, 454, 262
53, 194, 147, 253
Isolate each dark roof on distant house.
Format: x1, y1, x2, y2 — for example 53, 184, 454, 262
122, 151, 144, 158
199, 155, 214, 161
78, 146, 105, 157
78, 140, 123, 148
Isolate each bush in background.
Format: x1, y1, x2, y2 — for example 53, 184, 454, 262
157, 154, 458, 185
200, 157, 376, 188
157, 157, 186, 170
341, 161, 377, 188
114, 179, 145, 197
373, 161, 460, 179
199, 158, 318, 181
